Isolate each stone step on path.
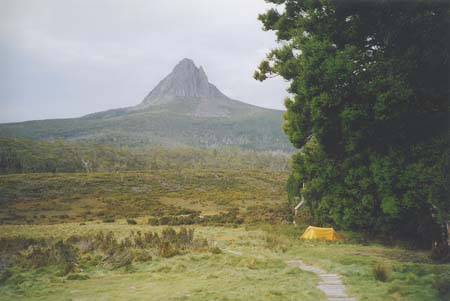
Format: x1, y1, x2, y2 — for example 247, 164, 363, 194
287, 260, 356, 301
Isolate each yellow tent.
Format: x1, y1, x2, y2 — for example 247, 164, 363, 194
300, 226, 344, 241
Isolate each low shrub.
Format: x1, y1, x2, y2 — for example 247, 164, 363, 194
127, 219, 137, 225
21, 246, 52, 268
63, 262, 79, 275
244, 205, 291, 224
158, 242, 179, 258
159, 216, 171, 225
148, 217, 159, 225
102, 217, 115, 223
192, 238, 209, 251
10, 239, 79, 274
210, 246, 222, 254
0, 267, 12, 284
176, 208, 200, 216
433, 271, 450, 299
134, 250, 152, 262
430, 243, 450, 262
67, 273, 90, 280
265, 234, 282, 250
1, 227, 208, 278
373, 263, 390, 282
106, 250, 134, 269
147, 208, 243, 226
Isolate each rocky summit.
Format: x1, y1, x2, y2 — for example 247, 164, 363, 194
134, 58, 255, 118
141, 58, 223, 103
0, 59, 293, 152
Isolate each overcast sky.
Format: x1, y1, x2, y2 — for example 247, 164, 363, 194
0, 0, 289, 123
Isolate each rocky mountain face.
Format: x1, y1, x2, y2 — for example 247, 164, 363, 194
133, 58, 255, 118
141, 58, 225, 104
0, 59, 293, 152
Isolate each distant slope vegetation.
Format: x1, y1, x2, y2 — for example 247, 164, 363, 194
0, 169, 288, 224
0, 59, 292, 152
0, 105, 290, 151
0, 137, 290, 174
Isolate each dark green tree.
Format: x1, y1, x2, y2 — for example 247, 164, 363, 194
256, 0, 449, 249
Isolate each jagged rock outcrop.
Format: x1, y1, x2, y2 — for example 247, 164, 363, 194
141, 58, 225, 103
135, 58, 243, 118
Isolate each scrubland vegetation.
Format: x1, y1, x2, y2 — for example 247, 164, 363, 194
0, 222, 449, 301
0, 164, 449, 300
0, 141, 449, 300
0, 137, 289, 174
0, 169, 288, 225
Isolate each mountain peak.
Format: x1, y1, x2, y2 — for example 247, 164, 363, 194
171, 58, 209, 85
173, 58, 196, 69
140, 58, 225, 107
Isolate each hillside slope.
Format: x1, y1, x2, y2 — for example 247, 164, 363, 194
0, 59, 292, 151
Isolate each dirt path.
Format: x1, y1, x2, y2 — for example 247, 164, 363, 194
287, 260, 356, 301
223, 248, 356, 300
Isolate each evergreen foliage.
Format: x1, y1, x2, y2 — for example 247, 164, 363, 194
256, 0, 449, 249
0, 137, 290, 174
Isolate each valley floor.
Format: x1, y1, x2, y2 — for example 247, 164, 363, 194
0, 170, 448, 300
1, 220, 448, 301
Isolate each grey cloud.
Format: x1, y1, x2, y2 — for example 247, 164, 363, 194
0, 0, 288, 123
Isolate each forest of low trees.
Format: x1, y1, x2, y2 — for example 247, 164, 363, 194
256, 0, 449, 253
0, 137, 290, 174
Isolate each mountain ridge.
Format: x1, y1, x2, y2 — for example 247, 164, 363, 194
0, 58, 293, 152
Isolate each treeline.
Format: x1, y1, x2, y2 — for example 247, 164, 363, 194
0, 137, 290, 174
257, 1, 449, 252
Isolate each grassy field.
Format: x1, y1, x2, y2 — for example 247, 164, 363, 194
1, 170, 449, 300
1, 221, 449, 301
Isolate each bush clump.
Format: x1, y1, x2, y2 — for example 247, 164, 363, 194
126, 219, 137, 225
430, 243, 450, 262
147, 208, 244, 226
0, 227, 208, 280
373, 263, 390, 282
0, 267, 12, 284
148, 217, 159, 226
176, 208, 200, 215
67, 273, 90, 280
158, 242, 179, 258
210, 246, 222, 254
433, 271, 450, 299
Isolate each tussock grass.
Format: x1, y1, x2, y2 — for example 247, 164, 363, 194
0, 225, 324, 301
373, 262, 390, 282
1, 170, 448, 300
1, 223, 449, 300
